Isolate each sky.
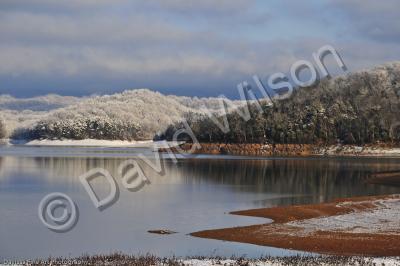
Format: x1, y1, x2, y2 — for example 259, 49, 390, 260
0, 0, 399, 98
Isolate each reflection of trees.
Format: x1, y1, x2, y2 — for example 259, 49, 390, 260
174, 158, 400, 203
0, 156, 44, 181
32, 157, 179, 184
2, 156, 399, 204
34, 157, 123, 181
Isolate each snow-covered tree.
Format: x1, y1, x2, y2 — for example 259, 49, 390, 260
0, 118, 6, 139
11, 89, 238, 141
5, 61, 400, 143
166, 62, 400, 145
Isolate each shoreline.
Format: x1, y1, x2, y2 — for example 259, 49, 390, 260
191, 194, 400, 256
166, 143, 400, 157
2, 140, 400, 157
2, 254, 400, 266
18, 138, 154, 147
0, 139, 182, 148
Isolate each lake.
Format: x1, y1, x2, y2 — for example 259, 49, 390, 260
0, 145, 399, 260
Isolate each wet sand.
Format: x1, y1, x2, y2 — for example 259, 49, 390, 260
191, 194, 400, 256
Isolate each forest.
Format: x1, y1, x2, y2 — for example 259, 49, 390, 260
1, 62, 400, 145
163, 62, 400, 145
0, 89, 238, 141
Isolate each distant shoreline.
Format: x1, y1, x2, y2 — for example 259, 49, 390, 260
2, 139, 400, 157
0, 138, 156, 147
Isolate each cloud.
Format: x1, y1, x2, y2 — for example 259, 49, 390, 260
0, 11, 191, 45
329, 0, 400, 42
0, 1, 399, 98
155, 0, 252, 14
0, 1, 268, 80
0, 0, 127, 11
0, 0, 260, 20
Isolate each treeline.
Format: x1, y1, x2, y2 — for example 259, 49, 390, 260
15, 118, 142, 141
7, 89, 237, 141
163, 63, 400, 145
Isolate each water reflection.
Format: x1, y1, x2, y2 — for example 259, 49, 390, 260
0, 147, 400, 260
1, 154, 399, 206
176, 158, 400, 205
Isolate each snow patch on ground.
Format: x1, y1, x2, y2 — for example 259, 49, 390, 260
24, 138, 155, 147
288, 198, 400, 236
1, 257, 400, 266
180, 257, 400, 266
320, 145, 400, 156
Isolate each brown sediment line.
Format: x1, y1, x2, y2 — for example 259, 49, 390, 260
161, 143, 400, 157
163, 143, 315, 157
191, 194, 400, 256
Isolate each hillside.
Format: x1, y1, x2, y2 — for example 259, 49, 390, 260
0, 89, 240, 140
2, 62, 400, 143
165, 62, 400, 145
0, 94, 82, 138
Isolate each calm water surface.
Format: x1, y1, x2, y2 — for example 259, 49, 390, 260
0, 145, 400, 260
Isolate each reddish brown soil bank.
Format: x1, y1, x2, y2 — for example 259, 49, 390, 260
162, 143, 400, 157
166, 143, 316, 156
191, 195, 400, 256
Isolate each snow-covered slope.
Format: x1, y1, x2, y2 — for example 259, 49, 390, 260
3, 61, 399, 141
0, 94, 82, 137
0, 89, 240, 140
